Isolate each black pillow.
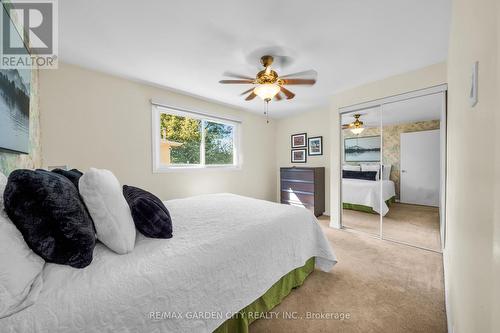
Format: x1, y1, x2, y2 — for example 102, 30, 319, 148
3, 169, 96, 268
50, 168, 96, 233
51, 168, 83, 189
123, 185, 173, 239
343, 170, 378, 181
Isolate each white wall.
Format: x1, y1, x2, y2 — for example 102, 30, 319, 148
445, 0, 500, 331
275, 107, 331, 215
39, 63, 277, 202
329, 62, 447, 228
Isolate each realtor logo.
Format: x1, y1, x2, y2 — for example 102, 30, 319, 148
1, 0, 58, 69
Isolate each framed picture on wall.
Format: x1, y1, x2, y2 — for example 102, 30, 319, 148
291, 133, 307, 148
308, 136, 323, 156
291, 149, 307, 163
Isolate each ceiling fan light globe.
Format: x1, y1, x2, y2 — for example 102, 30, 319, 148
254, 84, 280, 101
350, 127, 365, 135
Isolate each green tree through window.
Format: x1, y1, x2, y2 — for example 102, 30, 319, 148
159, 113, 236, 166
204, 121, 234, 165
160, 113, 201, 164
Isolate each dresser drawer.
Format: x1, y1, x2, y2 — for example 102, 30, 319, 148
280, 191, 315, 206
280, 167, 324, 217
281, 180, 314, 193
280, 170, 314, 182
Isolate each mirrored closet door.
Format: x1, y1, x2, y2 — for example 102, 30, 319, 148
340, 86, 446, 252
341, 106, 383, 237
380, 94, 444, 251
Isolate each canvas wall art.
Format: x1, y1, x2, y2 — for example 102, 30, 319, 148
344, 135, 381, 162
0, 5, 31, 154
0, 68, 31, 154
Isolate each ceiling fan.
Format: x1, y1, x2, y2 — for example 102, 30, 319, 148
342, 114, 365, 135
219, 55, 317, 102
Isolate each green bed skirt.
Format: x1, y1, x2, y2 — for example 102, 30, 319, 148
343, 196, 396, 214
213, 257, 315, 333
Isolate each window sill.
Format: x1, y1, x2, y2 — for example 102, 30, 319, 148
153, 165, 242, 173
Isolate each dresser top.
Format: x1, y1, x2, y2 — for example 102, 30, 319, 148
280, 167, 325, 171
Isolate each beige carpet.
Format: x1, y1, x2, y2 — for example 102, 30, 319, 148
250, 217, 447, 333
342, 203, 441, 251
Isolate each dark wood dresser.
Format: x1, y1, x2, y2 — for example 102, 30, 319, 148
280, 167, 325, 217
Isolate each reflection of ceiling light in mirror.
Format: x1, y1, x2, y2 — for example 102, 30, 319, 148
350, 127, 365, 135
348, 113, 364, 135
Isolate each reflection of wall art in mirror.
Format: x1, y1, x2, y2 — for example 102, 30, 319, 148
344, 135, 380, 162
291, 149, 307, 163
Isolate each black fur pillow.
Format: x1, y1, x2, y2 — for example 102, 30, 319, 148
123, 185, 173, 239
3, 169, 96, 268
51, 168, 96, 233
51, 168, 83, 189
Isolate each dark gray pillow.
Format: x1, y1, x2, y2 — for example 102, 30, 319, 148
51, 168, 83, 189
3, 169, 96, 268
50, 168, 96, 233
123, 185, 173, 239
342, 170, 378, 181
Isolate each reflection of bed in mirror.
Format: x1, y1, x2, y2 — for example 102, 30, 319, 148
342, 178, 396, 216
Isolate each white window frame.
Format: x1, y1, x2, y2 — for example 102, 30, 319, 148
152, 104, 241, 172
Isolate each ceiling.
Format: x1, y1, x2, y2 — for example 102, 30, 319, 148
341, 93, 443, 127
59, 0, 451, 118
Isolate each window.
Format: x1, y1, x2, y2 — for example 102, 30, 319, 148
152, 105, 240, 171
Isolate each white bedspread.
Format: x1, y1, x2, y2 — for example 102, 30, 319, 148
0, 194, 337, 333
342, 179, 396, 216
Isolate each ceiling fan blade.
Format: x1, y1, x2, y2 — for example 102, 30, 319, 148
280, 70, 317, 79
280, 86, 295, 99
219, 79, 254, 84
240, 88, 254, 96
245, 92, 257, 101
341, 125, 351, 129
274, 92, 283, 101
282, 78, 316, 85
223, 71, 255, 80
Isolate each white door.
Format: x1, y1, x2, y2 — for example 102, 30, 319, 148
400, 129, 440, 206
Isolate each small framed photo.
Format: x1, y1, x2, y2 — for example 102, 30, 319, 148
291, 149, 307, 163
308, 136, 323, 156
291, 133, 307, 148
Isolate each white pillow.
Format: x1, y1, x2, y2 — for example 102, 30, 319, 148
382, 164, 392, 180
0, 213, 44, 318
79, 168, 136, 254
361, 163, 380, 179
343, 164, 361, 171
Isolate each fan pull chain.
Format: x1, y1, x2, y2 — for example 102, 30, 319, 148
264, 99, 270, 124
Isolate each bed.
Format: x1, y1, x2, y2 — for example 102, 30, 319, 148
342, 178, 396, 216
0, 193, 337, 333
